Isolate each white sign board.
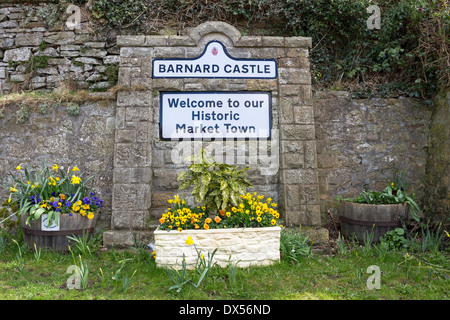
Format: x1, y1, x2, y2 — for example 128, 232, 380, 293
153, 41, 277, 79
160, 92, 271, 140
41, 214, 60, 231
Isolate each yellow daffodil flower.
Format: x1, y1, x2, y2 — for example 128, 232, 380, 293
185, 236, 194, 245
52, 164, 59, 172
71, 175, 81, 184
16, 165, 21, 170
72, 166, 79, 172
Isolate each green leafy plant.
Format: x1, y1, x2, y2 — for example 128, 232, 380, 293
66, 229, 93, 256
12, 239, 24, 271
33, 243, 42, 263
163, 236, 217, 292
280, 228, 311, 262
380, 228, 408, 251
338, 170, 421, 221
177, 149, 252, 212
420, 222, 445, 254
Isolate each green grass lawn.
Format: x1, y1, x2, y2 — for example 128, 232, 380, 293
0, 229, 448, 302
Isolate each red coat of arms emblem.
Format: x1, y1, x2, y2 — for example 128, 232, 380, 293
211, 47, 218, 56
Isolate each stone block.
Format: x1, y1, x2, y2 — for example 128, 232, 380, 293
114, 143, 150, 167
117, 90, 152, 107
112, 210, 149, 230
112, 183, 151, 211
262, 36, 285, 47
294, 106, 314, 124
117, 35, 146, 47
283, 169, 318, 185
0, 20, 18, 29
281, 124, 315, 140
3, 47, 31, 62
284, 36, 312, 48
113, 167, 152, 184
282, 153, 304, 169
125, 107, 152, 122
15, 33, 44, 46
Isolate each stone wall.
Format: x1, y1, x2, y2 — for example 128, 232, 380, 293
314, 90, 433, 221
0, 99, 116, 230
0, 2, 119, 93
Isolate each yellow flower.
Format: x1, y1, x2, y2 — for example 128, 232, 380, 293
79, 209, 86, 216
72, 166, 80, 172
194, 224, 200, 229
271, 219, 276, 225
59, 194, 66, 200
178, 227, 182, 232
226, 211, 231, 217
71, 175, 81, 184
52, 164, 59, 172
185, 236, 194, 245
203, 223, 210, 230
159, 217, 165, 224
87, 212, 94, 220
256, 216, 262, 222
10, 187, 18, 192
214, 216, 222, 223
82, 204, 90, 210
16, 165, 21, 170
205, 217, 212, 224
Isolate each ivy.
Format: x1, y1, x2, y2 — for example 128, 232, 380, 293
62, 0, 449, 98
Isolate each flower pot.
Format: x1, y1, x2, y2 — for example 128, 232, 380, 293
20, 213, 98, 252
338, 201, 408, 243
154, 226, 281, 270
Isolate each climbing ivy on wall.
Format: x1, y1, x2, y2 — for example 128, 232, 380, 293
53, 0, 450, 98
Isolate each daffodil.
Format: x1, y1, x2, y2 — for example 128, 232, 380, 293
72, 166, 80, 172
185, 236, 194, 245
16, 165, 21, 170
71, 175, 81, 184
10, 187, 18, 192
52, 164, 59, 172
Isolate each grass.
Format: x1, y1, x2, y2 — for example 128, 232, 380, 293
0, 229, 448, 301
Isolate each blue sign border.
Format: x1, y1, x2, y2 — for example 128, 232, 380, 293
159, 91, 273, 141
152, 40, 278, 79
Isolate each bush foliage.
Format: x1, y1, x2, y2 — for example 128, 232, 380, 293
73, 0, 448, 98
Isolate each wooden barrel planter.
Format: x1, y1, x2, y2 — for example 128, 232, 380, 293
20, 213, 98, 252
339, 201, 408, 244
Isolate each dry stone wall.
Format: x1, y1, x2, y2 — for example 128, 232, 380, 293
0, 2, 119, 93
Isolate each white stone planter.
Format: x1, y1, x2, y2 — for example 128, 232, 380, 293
154, 226, 281, 270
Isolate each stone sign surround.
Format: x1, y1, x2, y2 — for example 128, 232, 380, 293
103, 21, 319, 248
